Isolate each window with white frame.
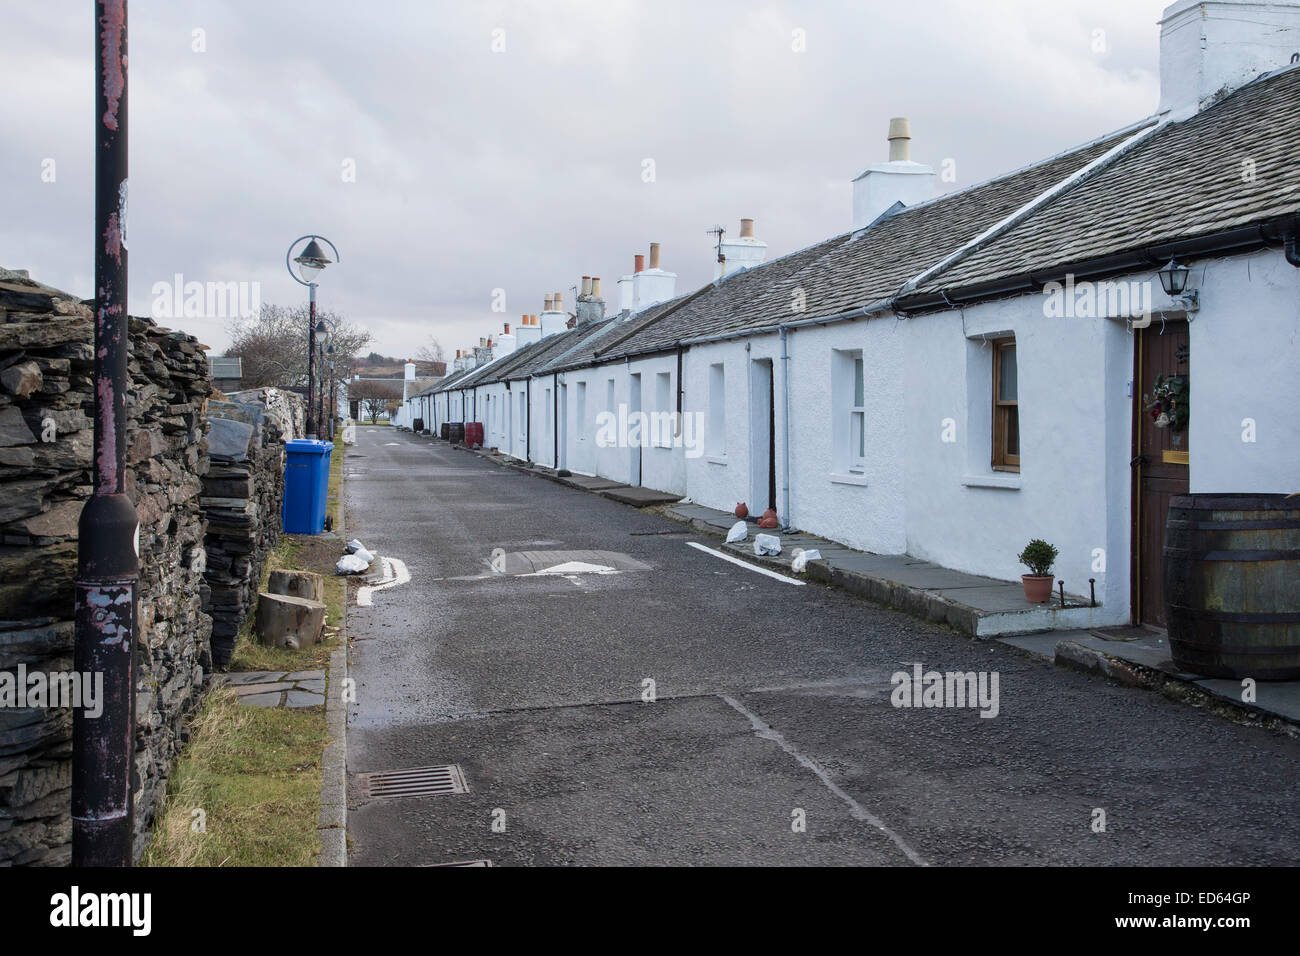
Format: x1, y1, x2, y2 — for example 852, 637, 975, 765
544, 388, 552, 436
606, 378, 615, 415
576, 382, 587, 441
832, 349, 866, 475
707, 363, 726, 457
654, 371, 672, 447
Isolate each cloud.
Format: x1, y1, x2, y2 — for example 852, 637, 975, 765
0, 0, 1164, 357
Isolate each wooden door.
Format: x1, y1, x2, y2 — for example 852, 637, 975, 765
1132, 320, 1190, 627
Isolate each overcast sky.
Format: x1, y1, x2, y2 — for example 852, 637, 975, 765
2, 0, 1169, 358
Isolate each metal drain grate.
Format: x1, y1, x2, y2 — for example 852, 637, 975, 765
360, 764, 468, 799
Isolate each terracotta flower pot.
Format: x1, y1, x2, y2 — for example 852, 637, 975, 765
1021, 575, 1054, 604
757, 508, 779, 529
734, 502, 749, 519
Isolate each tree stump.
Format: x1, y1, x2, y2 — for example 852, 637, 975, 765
255, 592, 327, 649
267, 568, 324, 603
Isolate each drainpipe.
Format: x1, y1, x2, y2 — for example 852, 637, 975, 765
553, 374, 559, 467
1287, 230, 1300, 268
525, 378, 532, 461
75, 0, 137, 868
675, 346, 683, 438
779, 326, 792, 533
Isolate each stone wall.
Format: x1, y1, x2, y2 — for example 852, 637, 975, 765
202, 390, 300, 667
0, 272, 213, 865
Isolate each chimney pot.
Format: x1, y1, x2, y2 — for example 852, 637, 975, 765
634, 254, 645, 273
581, 276, 593, 296
504, 322, 511, 334
591, 277, 602, 298
544, 294, 553, 311
554, 292, 563, 310
887, 117, 912, 162
649, 242, 661, 270
739, 218, 755, 239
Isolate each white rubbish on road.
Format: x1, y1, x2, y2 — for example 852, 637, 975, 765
346, 539, 366, 554
754, 534, 782, 556
353, 546, 375, 564
336, 554, 370, 575
685, 541, 805, 586
725, 520, 748, 543
791, 548, 822, 573
357, 556, 411, 607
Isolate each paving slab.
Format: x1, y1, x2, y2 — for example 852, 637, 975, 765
231, 681, 294, 696
600, 486, 683, 506
224, 670, 286, 685
239, 691, 284, 708
561, 475, 625, 491
284, 669, 327, 681
285, 690, 326, 709
1193, 678, 1300, 723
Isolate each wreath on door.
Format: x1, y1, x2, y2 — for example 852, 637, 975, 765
1145, 374, 1188, 432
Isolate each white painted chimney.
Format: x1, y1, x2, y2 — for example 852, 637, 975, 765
715, 218, 769, 281
1158, 0, 1300, 119
632, 243, 677, 311
851, 117, 935, 231
540, 296, 567, 338
516, 314, 541, 348
404, 361, 416, 381
496, 321, 517, 358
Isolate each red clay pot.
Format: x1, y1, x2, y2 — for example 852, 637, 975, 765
734, 502, 749, 519
1021, 575, 1054, 604
757, 509, 779, 529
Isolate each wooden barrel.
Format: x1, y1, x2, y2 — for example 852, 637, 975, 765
1164, 494, 1300, 680
447, 422, 464, 444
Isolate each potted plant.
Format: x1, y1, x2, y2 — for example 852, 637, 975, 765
1018, 539, 1059, 603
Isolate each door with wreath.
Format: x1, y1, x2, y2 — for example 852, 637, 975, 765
1132, 320, 1189, 627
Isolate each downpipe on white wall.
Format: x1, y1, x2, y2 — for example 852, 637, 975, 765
780, 326, 792, 533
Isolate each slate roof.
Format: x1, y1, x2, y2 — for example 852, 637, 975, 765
548, 294, 700, 371
911, 65, 1300, 296
603, 127, 1138, 358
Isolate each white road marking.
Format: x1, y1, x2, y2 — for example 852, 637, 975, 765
685, 541, 806, 586
720, 694, 928, 867
356, 556, 411, 607
523, 561, 619, 576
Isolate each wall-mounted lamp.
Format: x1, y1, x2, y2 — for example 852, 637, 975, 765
1157, 257, 1198, 312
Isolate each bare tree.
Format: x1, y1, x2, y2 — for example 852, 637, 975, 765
416, 336, 446, 365
349, 379, 402, 424
226, 303, 371, 389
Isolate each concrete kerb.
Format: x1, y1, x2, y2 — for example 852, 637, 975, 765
1054, 640, 1300, 735
317, 437, 348, 866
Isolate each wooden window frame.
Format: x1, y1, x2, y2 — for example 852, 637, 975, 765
992, 338, 1020, 472
849, 355, 866, 474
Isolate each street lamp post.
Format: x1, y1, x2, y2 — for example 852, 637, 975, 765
286, 235, 339, 439
74, 0, 137, 868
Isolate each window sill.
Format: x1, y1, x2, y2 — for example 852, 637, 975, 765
962, 473, 1021, 490
829, 472, 869, 487
705, 455, 728, 466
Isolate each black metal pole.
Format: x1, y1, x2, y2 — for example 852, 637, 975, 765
306, 286, 317, 438
74, 0, 138, 868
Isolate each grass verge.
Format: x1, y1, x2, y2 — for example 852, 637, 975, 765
141, 687, 327, 866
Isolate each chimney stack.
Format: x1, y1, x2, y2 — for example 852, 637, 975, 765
576, 271, 606, 326
634, 254, 645, 273
517, 313, 541, 347
715, 217, 768, 282
540, 292, 567, 338
851, 117, 935, 232
1157, 0, 1300, 119
632, 242, 677, 311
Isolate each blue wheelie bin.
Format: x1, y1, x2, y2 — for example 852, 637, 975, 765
282, 439, 334, 534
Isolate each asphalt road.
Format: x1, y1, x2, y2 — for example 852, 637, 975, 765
344, 426, 1300, 866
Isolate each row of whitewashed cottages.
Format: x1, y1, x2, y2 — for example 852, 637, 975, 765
402, 0, 1300, 631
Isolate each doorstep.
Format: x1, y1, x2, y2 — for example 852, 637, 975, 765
661, 502, 1102, 638
1001, 629, 1300, 727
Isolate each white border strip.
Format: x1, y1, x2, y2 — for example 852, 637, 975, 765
686, 541, 806, 586
722, 695, 928, 866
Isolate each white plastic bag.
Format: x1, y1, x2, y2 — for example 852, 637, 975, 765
353, 547, 375, 565
791, 548, 822, 573
346, 539, 366, 554
754, 534, 782, 556
336, 553, 369, 574
725, 520, 748, 544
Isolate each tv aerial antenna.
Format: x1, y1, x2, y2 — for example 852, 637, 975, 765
706, 224, 726, 267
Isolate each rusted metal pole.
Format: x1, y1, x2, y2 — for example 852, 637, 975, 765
74, 0, 138, 867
